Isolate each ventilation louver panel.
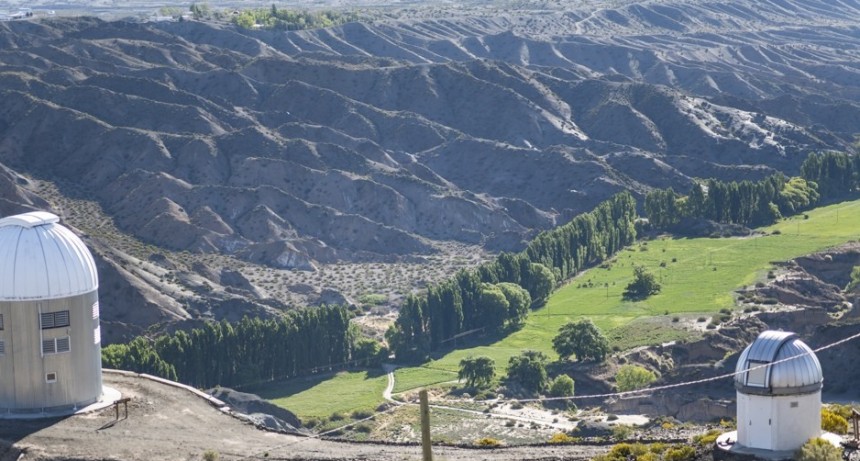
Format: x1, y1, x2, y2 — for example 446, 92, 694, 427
40, 312, 54, 329
55, 311, 70, 327
56, 337, 70, 353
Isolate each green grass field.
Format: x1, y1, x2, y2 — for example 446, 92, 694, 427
250, 369, 388, 421
393, 366, 458, 393
269, 198, 860, 419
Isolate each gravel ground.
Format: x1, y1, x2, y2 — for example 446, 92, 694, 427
0, 373, 608, 461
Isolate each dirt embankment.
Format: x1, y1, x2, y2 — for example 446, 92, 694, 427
0, 372, 608, 461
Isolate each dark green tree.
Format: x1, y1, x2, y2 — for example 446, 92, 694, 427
623, 265, 661, 300
496, 282, 531, 328
506, 350, 549, 393
458, 356, 495, 389
551, 319, 610, 362
478, 283, 510, 333
525, 263, 555, 306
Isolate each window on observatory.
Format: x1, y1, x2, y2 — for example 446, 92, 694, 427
746, 360, 768, 387
40, 311, 70, 330
0, 313, 4, 330
0, 340, 5, 355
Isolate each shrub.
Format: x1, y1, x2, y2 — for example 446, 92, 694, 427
475, 437, 502, 448
719, 418, 736, 429
203, 450, 220, 461
693, 429, 722, 446
354, 423, 372, 433
821, 408, 848, 434
303, 417, 321, 428
608, 442, 647, 458
796, 437, 842, 461
649, 442, 669, 453
828, 403, 858, 421
615, 365, 657, 392
664, 445, 696, 461
549, 374, 575, 397
351, 410, 373, 420
548, 432, 577, 444
612, 424, 632, 441
329, 412, 345, 421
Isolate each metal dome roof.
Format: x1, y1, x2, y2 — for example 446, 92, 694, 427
734, 330, 823, 396
0, 211, 98, 301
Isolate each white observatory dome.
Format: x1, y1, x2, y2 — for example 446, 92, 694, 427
734, 330, 823, 395
0, 211, 98, 301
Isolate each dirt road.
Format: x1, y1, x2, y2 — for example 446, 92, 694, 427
0, 373, 607, 461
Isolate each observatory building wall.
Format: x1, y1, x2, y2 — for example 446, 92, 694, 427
737, 391, 822, 451
0, 290, 102, 412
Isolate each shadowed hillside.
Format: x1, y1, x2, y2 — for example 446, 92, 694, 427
0, 0, 858, 339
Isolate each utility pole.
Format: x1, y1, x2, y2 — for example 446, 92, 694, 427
419, 390, 433, 461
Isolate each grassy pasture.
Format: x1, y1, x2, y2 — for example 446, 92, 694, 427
250, 369, 388, 421
393, 366, 458, 393
270, 199, 860, 418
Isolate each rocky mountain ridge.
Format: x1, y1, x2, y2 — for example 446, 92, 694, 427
0, 0, 858, 337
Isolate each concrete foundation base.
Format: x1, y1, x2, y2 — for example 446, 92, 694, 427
715, 431, 843, 461
0, 386, 121, 420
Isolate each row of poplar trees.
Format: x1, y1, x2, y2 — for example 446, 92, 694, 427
102, 305, 366, 388
386, 192, 638, 361
645, 152, 860, 230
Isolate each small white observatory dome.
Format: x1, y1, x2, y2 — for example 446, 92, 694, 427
733, 330, 823, 453
734, 330, 823, 395
0, 211, 98, 301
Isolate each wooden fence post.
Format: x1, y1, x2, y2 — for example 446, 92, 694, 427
419, 389, 433, 461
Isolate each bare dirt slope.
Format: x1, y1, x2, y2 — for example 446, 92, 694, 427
0, 372, 606, 461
